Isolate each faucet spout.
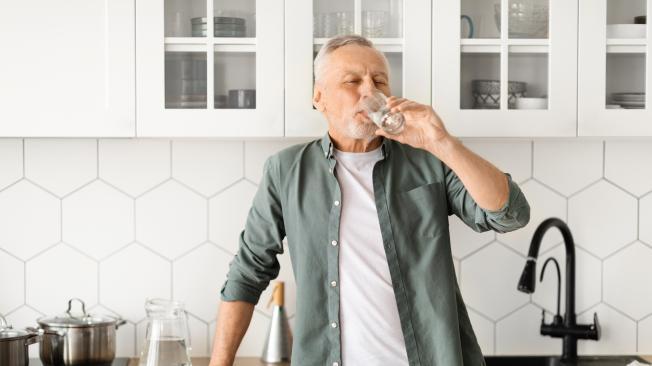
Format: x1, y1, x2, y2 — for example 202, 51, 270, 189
517, 217, 600, 361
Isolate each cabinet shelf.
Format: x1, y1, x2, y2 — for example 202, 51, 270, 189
164, 43, 256, 53
460, 38, 549, 53
313, 42, 402, 53
164, 37, 256, 44
313, 37, 404, 45
313, 37, 403, 52
606, 39, 647, 53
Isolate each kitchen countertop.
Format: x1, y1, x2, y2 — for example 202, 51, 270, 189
128, 356, 652, 365
125, 358, 289, 366
29, 356, 652, 365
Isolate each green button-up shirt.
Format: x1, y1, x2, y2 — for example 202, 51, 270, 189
220, 132, 530, 366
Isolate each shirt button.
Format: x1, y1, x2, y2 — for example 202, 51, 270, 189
331, 322, 338, 328
334, 200, 340, 206
331, 280, 337, 287
331, 240, 338, 246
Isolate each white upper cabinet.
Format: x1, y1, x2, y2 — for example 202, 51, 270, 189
0, 0, 135, 137
433, 0, 578, 137
136, 0, 284, 137
285, 0, 431, 137
579, 0, 651, 136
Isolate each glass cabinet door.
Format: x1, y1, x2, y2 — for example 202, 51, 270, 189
579, 0, 651, 136
285, 0, 430, 137
137, 0, 283, 137
434, 0, 577, 137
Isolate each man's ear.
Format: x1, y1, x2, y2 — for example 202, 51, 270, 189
313, 85, 326, 112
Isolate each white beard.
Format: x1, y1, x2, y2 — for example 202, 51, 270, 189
344, 117, 378, 142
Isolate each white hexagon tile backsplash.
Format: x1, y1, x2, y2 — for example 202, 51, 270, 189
0, 138, 652, 357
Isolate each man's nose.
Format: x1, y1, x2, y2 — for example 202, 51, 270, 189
359, 79, 377, 96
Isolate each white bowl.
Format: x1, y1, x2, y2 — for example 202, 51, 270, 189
515, 97, 547, 109
606, 24, 646, 39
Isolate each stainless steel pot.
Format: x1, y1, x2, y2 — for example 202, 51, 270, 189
0, 314, 41, 366
35, 298, 126, 366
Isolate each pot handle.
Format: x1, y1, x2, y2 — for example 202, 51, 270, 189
24, 332, 42, 346
66, 298, 87, 317
26, 326, 67, 337
115, 318, 127, 329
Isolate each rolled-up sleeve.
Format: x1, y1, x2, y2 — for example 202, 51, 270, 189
220, 155, 286, 305
444, 163, 530, 234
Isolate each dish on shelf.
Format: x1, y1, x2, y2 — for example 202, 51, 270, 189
606, 104, 623, 109
471, 79, 527, 109
612, 92, 645, 102
472, 80, 527, 94
190, 16, 247, 37
615, 101, 645, 108
190, 16, 246, 25
606, 24, 646, 38
515, 97, 547, 109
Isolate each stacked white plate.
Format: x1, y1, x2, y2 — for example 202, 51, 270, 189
612, 92, 645, 109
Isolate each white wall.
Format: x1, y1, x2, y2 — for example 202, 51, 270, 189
0, 137, 651, 358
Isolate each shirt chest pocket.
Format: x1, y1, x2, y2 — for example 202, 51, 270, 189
394, 181, 447, 239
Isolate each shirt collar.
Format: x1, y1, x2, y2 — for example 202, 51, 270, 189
320, 131, 390, 160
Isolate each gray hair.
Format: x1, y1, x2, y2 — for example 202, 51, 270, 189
313, 34, 390, 84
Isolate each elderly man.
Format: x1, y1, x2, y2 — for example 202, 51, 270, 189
210, 35, 530, 366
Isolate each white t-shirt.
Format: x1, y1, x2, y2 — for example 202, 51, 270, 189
333, 145, 409, 366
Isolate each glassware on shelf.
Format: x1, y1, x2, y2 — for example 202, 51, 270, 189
362, 10, 390, 38
314, 11, 353, 37
166, 52, 207, 109
228, 89, 256, 108
138, 299, 192, 366
494, 0, 549, 38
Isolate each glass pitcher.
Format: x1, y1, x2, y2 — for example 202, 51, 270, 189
139, 299, 192, 366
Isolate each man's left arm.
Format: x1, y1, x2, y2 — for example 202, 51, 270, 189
375, 96, 531, 233
436, 137, 530, 233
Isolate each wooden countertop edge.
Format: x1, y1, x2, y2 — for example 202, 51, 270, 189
127, 356, 652, 365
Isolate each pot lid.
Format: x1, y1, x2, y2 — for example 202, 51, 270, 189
37, 298, 120, 328
0, 315, 36, 342
0, 327, 34, 341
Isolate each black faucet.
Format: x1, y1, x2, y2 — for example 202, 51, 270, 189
517, 217, 601, 362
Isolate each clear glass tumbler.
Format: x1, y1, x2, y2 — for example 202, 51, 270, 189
360, 89, 405, 134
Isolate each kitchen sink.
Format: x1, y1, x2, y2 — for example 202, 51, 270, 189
484, 355, 648, 366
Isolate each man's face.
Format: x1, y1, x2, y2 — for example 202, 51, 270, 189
313, 44, 391, 141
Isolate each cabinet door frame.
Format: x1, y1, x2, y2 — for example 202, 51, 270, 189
284, 0, 431, 138
136, 0, 284, 137
433, 0, 578, 138
578, 0, 652, 137
0, 0, 135, 137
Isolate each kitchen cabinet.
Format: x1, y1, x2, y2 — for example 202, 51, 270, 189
578, 0, 651, 136
284, 0, 431, 137
433, 0, 578, 137
0, 0, 135, 137
3, 1, 649, 138
136, 0, 284, 137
